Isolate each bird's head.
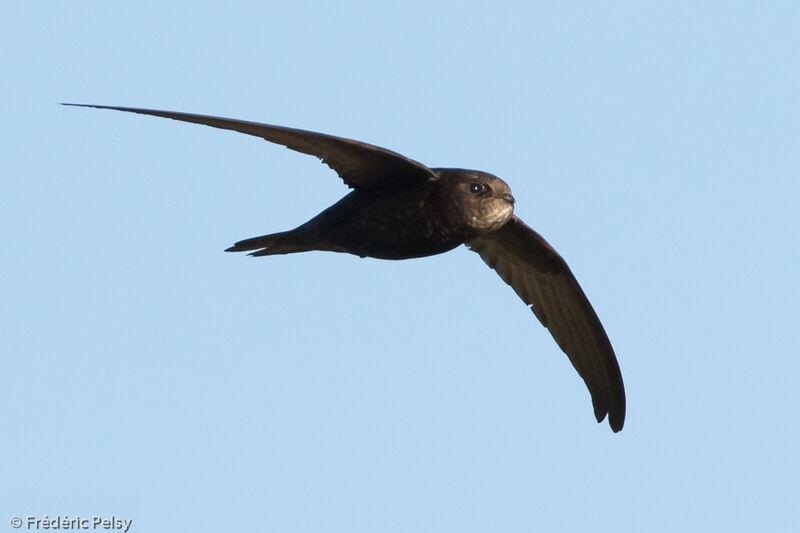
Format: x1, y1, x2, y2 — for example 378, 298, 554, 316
434, 169, 516, 234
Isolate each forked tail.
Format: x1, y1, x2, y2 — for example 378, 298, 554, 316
225, 230, 317, 257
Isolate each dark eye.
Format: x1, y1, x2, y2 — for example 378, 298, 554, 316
469, 182, 485, 194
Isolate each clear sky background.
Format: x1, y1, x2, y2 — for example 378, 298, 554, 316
2, 2, 798, 532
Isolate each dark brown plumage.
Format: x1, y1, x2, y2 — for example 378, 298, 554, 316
65, 103, 626, 432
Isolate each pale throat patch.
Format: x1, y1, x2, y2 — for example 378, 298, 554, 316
472, 201, 513, 232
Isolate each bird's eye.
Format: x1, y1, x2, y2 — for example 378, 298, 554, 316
469, 182, 485, 194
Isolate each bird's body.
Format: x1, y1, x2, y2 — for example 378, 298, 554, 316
229, 169, 512, 260
66, 103, 626, 432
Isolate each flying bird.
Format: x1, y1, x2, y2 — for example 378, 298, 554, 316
65, 103, 626, 432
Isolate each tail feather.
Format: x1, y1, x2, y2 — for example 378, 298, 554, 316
225, 231, 315, 256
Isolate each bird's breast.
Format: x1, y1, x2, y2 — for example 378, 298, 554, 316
308, 188, 473, 260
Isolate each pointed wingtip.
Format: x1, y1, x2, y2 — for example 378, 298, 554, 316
593, 399, 625, 433
603, 404, 625, 433
61, 103, 124, 111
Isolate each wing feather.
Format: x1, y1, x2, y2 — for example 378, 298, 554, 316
63, 104, 436, 189
467, 216, 625, 432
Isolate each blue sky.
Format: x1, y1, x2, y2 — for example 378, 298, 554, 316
2, 2, 798, 532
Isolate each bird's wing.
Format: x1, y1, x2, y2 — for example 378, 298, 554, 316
467, 216, 626, 432
63, 104, 436, 189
